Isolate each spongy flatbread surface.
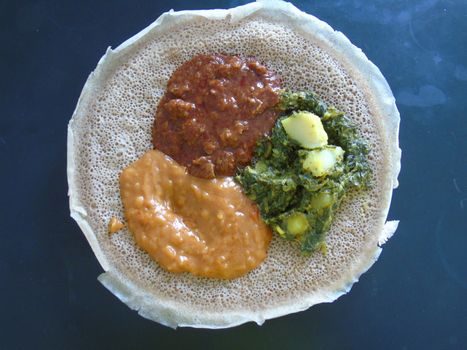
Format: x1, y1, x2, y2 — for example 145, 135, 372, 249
67, 0, 400, 328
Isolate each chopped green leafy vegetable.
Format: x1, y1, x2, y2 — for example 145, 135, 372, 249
235, 90, 371, 254
278, 90, 327, 117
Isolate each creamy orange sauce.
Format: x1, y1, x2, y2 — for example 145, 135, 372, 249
108, 217, 125, 234
119, 149, 271, 279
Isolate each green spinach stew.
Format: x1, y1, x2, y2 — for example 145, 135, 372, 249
235, 91, 371, 254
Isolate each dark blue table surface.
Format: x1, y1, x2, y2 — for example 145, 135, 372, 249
1, 1, 466, 349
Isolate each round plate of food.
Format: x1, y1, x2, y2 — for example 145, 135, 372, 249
67, 0, 400, 328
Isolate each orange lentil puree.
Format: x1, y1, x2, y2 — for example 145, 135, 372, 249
108, 217, 124, 234
119, 149, 272, 279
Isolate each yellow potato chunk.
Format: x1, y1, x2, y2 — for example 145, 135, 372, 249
302, 146, 344, 177
286, 212, 309, 236
281, 111, 328, 149
309, 192, 334, 210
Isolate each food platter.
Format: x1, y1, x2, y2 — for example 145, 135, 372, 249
67, 0, 400, 328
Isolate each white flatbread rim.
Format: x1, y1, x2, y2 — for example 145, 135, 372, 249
67, 0, 401, 328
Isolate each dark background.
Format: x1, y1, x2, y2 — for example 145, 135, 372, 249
1, 0, 466, 349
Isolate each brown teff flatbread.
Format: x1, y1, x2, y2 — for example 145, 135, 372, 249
67, 1, 400, 329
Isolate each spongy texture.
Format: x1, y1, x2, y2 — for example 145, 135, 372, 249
67, 0, 400, 328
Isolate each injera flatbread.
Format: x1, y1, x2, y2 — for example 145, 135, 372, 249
67, 0, 401, 328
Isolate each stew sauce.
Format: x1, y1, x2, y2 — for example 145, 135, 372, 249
152, 54, 281, 179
